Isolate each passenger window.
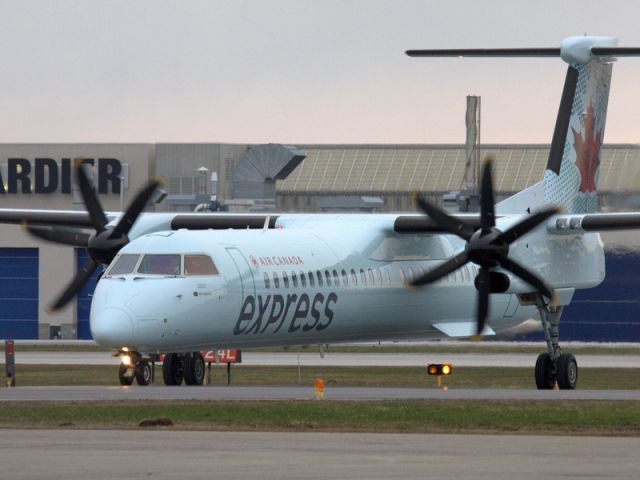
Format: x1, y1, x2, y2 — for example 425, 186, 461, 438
184, 254, 218, 275
309, 271, 315, 287
264, 272, 270, 289
138, 254, 181, 275
300, 271, 306, 288
283, 271, 289, 288
317, 271, 323, 287
325, 270, 332, 287
351, 269, 357, 287
273, 272, 280, 289
342, 269, 348, 287
108, 254, 139, 275
291, 271, 298, 288
333, 270, 340, 287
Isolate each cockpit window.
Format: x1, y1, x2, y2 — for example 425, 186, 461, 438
185, 254, 219, 276
108, 254, 140, 275
137, 254, 181, 275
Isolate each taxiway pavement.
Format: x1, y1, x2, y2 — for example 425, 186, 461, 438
1, 385, 640, 401
1, 429, 639, 480
3, 351, 640, 367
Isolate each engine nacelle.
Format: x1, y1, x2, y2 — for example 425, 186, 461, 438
474, 271, 510, 293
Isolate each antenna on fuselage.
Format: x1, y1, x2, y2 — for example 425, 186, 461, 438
262, 215, 271, 232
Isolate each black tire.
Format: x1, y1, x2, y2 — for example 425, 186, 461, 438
162, 353, 184, 386
535, 353, 556, 390
184, 352, 205, 386
135, 360, 152, 386
557, 352, 578, 390
118, 364, 134, 386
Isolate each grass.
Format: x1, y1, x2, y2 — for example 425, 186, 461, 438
10, 364, 640, 389
0, 400, 639, 435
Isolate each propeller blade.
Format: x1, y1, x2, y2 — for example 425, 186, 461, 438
110, 180, 161, 238
413, 193, 475, 241
475, 266, 491, 335
48, 259, 99, 312
76, 163, 109, 232
410, 251, 469, 287
25, 225, 90, 248
480, 158, 496, 234
498, 256, 554, 299
493, 207, 560, 245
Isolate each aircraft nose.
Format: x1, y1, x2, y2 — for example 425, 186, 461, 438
90, 307, 134, 348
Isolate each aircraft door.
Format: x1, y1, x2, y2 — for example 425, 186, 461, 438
225, 247, 256, 304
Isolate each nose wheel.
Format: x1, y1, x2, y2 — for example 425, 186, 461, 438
117, 352, 153, 386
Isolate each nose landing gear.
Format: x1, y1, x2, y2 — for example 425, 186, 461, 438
117, 351, 153, 386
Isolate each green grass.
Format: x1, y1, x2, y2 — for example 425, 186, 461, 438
11, 364, 640, 389
0, 400, 639, 435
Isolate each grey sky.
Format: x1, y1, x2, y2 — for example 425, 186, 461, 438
1, 0, 639, 144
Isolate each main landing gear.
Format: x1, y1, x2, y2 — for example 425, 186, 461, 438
162, 352, 205, 386
534, 297, 578, 390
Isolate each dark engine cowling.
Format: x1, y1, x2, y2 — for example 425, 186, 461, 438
474, 271, 510, 293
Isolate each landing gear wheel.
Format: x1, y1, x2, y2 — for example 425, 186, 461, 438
535, 353, 556, 389
118, 364, 134, 386
184, 352, 205, 386
557, 353, 578, 390
135, 360, 152, 386
162, 353, 184, 386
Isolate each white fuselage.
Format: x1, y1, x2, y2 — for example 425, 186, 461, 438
91, 213, 597, 353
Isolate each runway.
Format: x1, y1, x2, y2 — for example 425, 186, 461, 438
3, 351, 640, 367
2, 385, 640, 401
1, 429, 639, 480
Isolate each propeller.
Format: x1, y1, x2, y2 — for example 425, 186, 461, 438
25, 162, 162, 312
410, 158, 558, 336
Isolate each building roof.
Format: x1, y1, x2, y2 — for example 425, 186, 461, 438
277, 144, 640, 193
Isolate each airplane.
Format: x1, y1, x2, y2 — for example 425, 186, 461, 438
2, 34, 640, 390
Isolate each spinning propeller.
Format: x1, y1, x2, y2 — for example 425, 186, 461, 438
409, 158, 558, 336
25, 163, 161, 311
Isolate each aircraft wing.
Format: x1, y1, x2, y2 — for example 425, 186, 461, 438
548, 212, 640, 234
5, 207, 640, 237
0, 208, 95, 228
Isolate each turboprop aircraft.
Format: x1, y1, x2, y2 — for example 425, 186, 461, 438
3, 35, 640, 390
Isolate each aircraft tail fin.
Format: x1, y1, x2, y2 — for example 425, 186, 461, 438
543, 37, 617, 214
408, 36, 640, 214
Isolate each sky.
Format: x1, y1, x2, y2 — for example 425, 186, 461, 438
1, 0, 640, 145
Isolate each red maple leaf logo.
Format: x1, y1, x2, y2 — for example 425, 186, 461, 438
571, 103, 602, 193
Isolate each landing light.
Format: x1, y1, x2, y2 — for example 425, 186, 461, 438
121, 355, 132, 366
